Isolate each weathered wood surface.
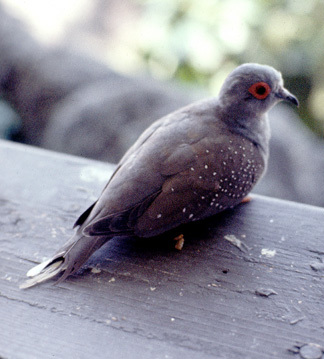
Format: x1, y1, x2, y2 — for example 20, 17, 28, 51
1, 139, 324, 359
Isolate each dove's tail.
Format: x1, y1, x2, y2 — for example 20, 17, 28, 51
20, 233, 108, 289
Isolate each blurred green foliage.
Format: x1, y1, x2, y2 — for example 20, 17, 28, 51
127, 0, 324, 136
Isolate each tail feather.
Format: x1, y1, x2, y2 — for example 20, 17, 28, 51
20, 258, 65, 289
20, 233, 109, 289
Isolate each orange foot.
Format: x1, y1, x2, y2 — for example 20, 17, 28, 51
241, 196, 252, 204
174, 234, 185, 251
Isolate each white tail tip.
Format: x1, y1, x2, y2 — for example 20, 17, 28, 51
20, 258, 64, 289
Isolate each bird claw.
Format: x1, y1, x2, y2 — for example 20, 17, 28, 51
174, 234, 185, 250
241, 196, 252, 204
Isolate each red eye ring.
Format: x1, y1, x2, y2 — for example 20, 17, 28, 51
248, 82, 271, 100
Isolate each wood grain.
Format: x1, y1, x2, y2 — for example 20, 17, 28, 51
1, 139, 324, 359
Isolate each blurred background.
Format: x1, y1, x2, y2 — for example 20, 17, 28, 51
0, 0, 324, 206
2, 0, 324, 134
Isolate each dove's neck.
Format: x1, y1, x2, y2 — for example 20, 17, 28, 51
234, 115, 270, 157
218, 105, 271, 159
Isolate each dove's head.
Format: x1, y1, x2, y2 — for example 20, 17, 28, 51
218, 63, 298, 117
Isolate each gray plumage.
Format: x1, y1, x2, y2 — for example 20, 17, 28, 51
21, 63, 298, 288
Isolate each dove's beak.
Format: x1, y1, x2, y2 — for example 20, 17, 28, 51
276, 88, 299, 107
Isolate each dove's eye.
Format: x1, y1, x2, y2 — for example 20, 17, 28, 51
248, 82, 271, 100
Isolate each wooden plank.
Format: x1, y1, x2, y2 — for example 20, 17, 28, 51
1, 139, 324, 359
